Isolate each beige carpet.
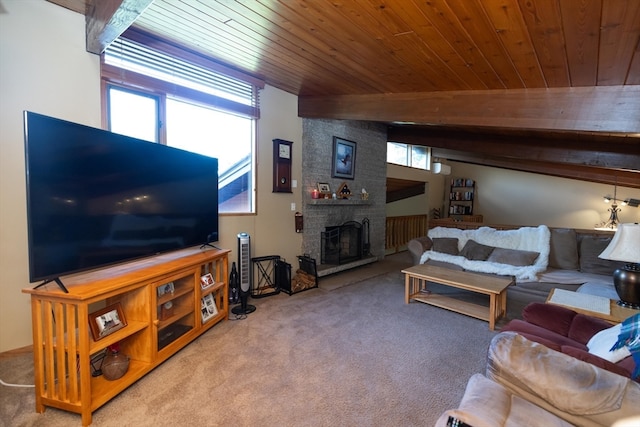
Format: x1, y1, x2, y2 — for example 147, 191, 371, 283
1, 252, 502, 427
319, 251, 414, 291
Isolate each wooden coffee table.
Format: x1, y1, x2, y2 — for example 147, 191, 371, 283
402, 264, 514, 330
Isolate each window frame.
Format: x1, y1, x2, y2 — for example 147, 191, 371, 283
387, 141, 431, 170
100, 29, 264, 215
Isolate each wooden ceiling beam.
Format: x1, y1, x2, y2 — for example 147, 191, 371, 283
387, 183, 425, 203
388, 125, 640, 171
299, 86, 640, 133
431, 148, 640, 189
85, 0, 153, 54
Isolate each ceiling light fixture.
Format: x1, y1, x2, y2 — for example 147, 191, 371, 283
595, 180, 638, 230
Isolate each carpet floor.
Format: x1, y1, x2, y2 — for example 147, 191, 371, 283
1, 252, 508, 427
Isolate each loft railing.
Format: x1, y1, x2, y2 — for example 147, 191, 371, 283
385, 215, 428, 253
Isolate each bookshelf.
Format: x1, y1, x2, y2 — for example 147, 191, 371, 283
448, 178, 476, 218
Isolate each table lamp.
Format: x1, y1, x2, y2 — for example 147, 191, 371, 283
598, 223, 640, 309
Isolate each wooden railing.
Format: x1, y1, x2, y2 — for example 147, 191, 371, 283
385, 215, 428, 253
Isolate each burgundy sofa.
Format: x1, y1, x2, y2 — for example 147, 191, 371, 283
501, 302, 636, 379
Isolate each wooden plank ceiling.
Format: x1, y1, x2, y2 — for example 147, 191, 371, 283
48, 0, 640, 189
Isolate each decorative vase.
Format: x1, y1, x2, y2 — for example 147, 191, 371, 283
102, 346, 130, 381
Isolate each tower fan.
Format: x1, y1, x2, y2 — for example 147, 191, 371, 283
231, 232, 256, 315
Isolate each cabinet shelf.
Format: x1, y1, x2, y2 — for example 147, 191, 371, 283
200, 280, 225, 297
23, 247, 230, 426
156, 305, 193, 330
89, 321, 148, 354
157, 285, 193, 306
90, 359, 151, 409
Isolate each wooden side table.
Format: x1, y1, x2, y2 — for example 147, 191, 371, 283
546, 288, 639, 324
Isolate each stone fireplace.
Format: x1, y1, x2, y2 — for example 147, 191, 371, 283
301, 119, 388, 276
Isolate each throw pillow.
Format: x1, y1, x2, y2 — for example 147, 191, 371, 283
486, 248, 540, 266
586, 323, 631, 363
459, 239, 494, 260
549, 228, 579, 270
431, 238, 459, 255
579, 236, 625, 275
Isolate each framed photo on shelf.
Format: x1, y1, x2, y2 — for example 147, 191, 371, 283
317, 182, 331, 195
201, 293, 218, 323
157, 282, 175, 297
331, 136, 356, 179
200, 273, 215, 289
89, 303, 127, 341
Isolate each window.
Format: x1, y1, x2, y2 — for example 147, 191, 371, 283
101, 30, 263, 213
387, 142, 430, 170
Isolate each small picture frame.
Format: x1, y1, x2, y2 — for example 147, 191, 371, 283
89, 303, 127, 341
157, 282, 175, 298
332, 136, 356, 180
201, 293, 218, 323
200, 273, 215, 290
317, 182, 331, 194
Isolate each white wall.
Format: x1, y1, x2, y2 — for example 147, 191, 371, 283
0, 1, 302, 352
1, 1, 102, 353
450, 162, 640, 228
385, 163, 447, 217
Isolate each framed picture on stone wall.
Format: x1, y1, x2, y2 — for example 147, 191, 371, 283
331, 137, 356, 180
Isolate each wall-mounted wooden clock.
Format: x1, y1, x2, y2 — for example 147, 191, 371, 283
273, 139, 293, 193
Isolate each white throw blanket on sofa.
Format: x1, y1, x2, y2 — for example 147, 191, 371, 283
419, 225, 551, 281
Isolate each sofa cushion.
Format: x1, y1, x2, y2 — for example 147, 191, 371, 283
500, 319, 580, 351
579, 236, 625, 275
435, 373, 573, 427
521, 302, 577, 337
561, 346, 632, 378
567, 313, 612, 345
549, 228, 580, 270
488, 333, 632, 417
431, 237, 459, 255
487, 247, 540, 266
459, 239, 494, 260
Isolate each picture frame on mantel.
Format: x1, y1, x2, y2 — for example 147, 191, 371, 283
332, 137, 356, 180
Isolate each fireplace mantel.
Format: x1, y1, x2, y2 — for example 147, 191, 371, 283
308, 199, 371, 206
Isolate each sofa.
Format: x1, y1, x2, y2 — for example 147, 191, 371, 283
436, 332, 640, 427
501, 302, 637, 379
407, 224, 625, 304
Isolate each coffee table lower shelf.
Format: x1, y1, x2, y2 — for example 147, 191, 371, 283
409, 293, 491, 323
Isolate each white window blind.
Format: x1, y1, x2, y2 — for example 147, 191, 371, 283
104, 37, 261, 118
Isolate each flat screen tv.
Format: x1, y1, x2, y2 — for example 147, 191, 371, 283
24, 111, 219, 287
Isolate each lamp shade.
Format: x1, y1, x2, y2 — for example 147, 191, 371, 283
598, 223, 640, 263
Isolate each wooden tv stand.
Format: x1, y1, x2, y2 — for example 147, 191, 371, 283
22, 247, 229, 426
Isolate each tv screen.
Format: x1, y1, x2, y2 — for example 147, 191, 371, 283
24, 111, 219, 283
